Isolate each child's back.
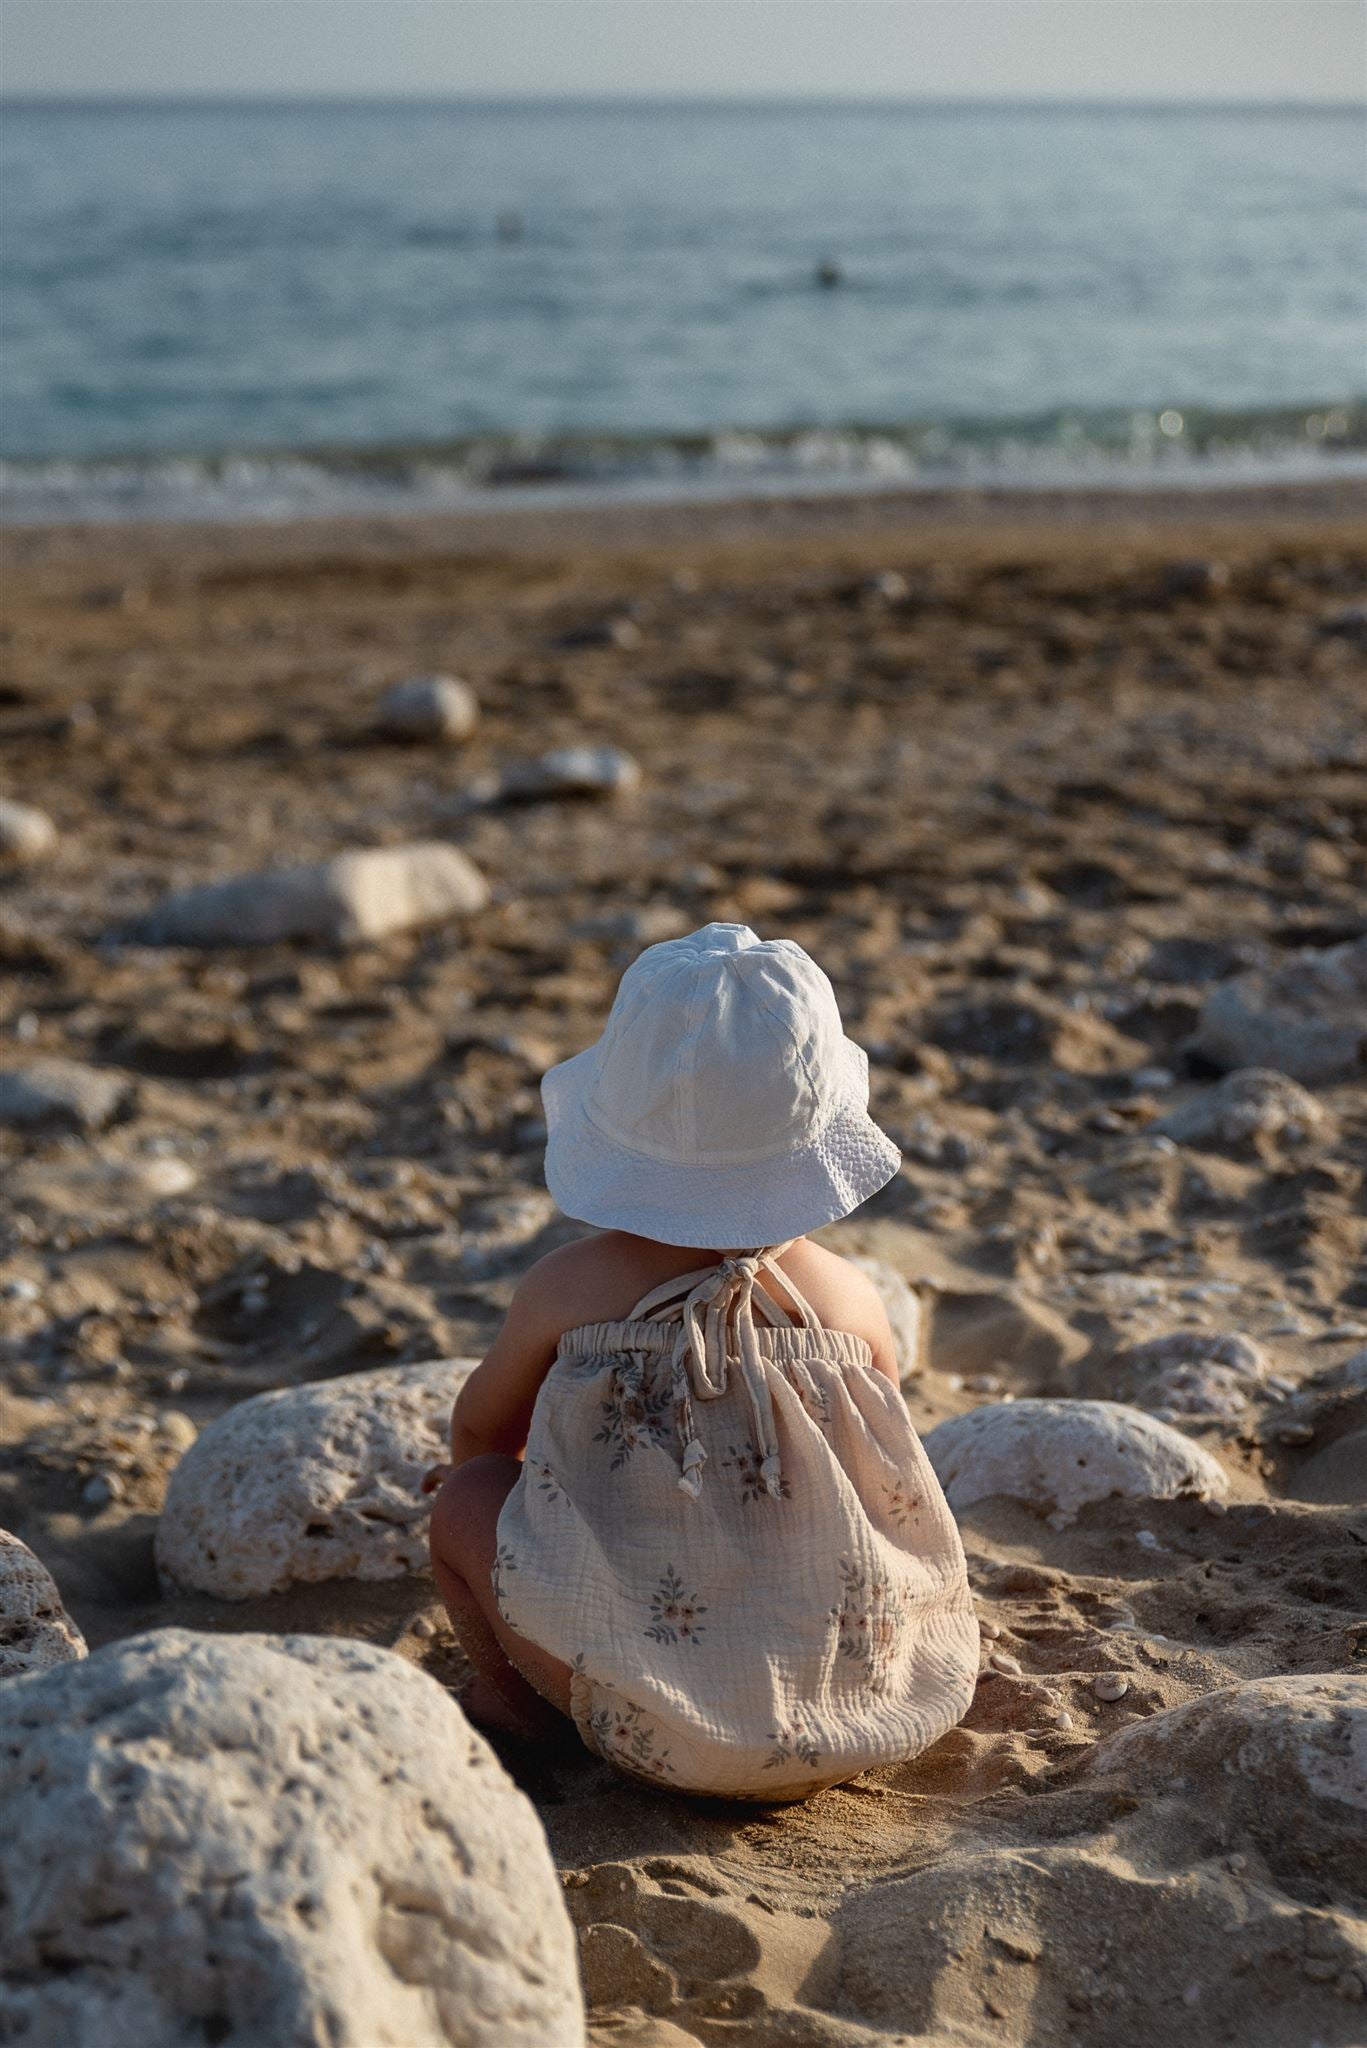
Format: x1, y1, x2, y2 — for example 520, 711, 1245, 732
427, 924, 978, 1799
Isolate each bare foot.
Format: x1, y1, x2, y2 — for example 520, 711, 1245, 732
458, 1672, 551, 1740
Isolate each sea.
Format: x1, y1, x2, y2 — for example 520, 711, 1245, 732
1, 98, 1363, 523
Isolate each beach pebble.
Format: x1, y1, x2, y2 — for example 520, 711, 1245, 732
1093, 1673, 1130, 1702
375, 672, 479, 743
81, 1472, 123, 1510
0, 1058, 130, 1134
989, 1652, 1022, 1677
0, 797, 58, 862
923, 1399, 1229, 1516
1189, 936, 1367, 1085
156, 1357, 476, 1599
1153, 1068, 1327, 1149
0, 1630, 584, 2046
133, 841, 490, 947
481, 744, 644, 804
1160, 557, 1231, 600
846, 1256, 923, 1382
0, 1529, 86, 1679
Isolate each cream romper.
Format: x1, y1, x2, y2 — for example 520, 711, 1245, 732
494, 1244, 979, 1799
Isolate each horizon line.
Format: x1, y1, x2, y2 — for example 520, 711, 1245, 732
3, 89, 1364, 112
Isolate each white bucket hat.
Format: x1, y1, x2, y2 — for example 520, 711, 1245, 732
541, 922, 901, 1248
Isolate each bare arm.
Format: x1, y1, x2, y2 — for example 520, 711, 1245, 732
447, 1264, 564, 1465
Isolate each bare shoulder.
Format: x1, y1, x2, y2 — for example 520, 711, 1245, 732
508, 1230, 698, 1340
776, 1240, 896, 1355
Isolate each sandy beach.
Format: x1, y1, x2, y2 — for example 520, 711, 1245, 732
2, 478, 1365, 2045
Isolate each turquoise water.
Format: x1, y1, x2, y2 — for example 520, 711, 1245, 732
1, 99, 1363, 519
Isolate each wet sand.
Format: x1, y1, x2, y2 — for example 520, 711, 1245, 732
2, 480, 1365, 2045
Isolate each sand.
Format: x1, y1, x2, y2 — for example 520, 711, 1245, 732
2, 480, 1364, 2045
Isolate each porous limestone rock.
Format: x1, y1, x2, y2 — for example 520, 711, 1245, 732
1154, 1067, 1327, 1147
923, 1398, 1229, 1516
0, 1530, 86, 1679
0, 797, 58, 862
1090, 1673, 1366, 1825
1190, 937, 1367, 1085
134, 842, 489, 947
0, 1629, 585, 2047
156, 1358, 476, 1600
846, 1256, 923, 1382
0, 1058, 130, 1133
1113, 1330, 1266, 1420
376, 673, 479, 744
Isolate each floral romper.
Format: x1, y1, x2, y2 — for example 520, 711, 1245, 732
494, 1244, 978, 1799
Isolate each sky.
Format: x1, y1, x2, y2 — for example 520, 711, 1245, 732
1, 0, 1363, 105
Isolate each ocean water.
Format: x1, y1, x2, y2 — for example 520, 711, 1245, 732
1, 99, 1363, 521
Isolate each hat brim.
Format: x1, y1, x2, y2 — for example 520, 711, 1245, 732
541, 1038, 902, 1249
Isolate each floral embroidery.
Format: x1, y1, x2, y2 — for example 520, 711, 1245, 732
533, 1460, 564, 1504
645, 1565, 707, 1646
831, 1558, 907, 1689
490, 1542, 519, 1627
765, 1723, 821, 1771
797, 1375, 832, 1430
721, 1442, 791, 1504
594, 1363, 674, 1470
588, 1697, 677, 1779
882, 1479, 921, 1528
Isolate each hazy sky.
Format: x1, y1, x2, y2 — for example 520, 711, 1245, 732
2, 1, 1364, 104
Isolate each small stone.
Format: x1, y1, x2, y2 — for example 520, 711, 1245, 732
134, 842, 489, 947
989, 1652, 1022, 1677
0, 798, 58, 862
1154, 1068, 1327, 1149
1277, 1423, 1315, 1446
410, 1615, 437, 1639
1225, 1853, 1246, 1872
1135, 1530, 1162, 1551
1052, 1710, 1074, 1731
0, 1060, 130, 1134
3, 1277, 40, 1303
979, 1620, 1002, 1639
1205, 1497, 1228, 1517
1093, 1673, 1130, 1702
491, 744, 643, 804
1190, 936, 1367, 1085
375, 674, 479, 744
81, 1472, 123, 1509
964, 1372, 1003, 1394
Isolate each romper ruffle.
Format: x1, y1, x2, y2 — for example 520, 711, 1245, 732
494, 1245, 978, 1799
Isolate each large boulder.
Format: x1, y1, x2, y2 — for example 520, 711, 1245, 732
923, 1398, 1229, 1517
133, 843, 489, 947
375, 674, 479, 744
156, 1358, 475, 1600
0, 1530, 86, 1679
0, 1058, 130, 1133
1190, 937, 1367, 1085
1153, 1067, 1327, 1148
0, 1629, 585, 2047
0, 797, 57, 862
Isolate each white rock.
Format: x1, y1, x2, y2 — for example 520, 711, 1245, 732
1154, 1068, 1328, 1147
135, 842, 490, 947
1090, 1673, 1367, 1816
1115, 1330, 1266, 1420
923, 1398, 1229, 1516
484, 744, 643, 804
0, 1530, 86, 1679
0, 797, 58, 862
1190, 937, 1367, 1085
376, 673, 479, 744
0, 1059, 130, 1133
156, 1358, 476, 1600
0, 1629, 585, 2047
847, 1256, 924, 1382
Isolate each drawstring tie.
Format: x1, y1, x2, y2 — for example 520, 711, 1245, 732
669, 1252, 787, 1502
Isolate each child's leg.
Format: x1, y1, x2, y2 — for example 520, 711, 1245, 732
427, 1454, 573, 1738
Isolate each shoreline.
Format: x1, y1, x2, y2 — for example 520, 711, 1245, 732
5, 471, 1367, 581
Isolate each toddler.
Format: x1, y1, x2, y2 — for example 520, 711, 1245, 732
425, 922, 977, 1798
